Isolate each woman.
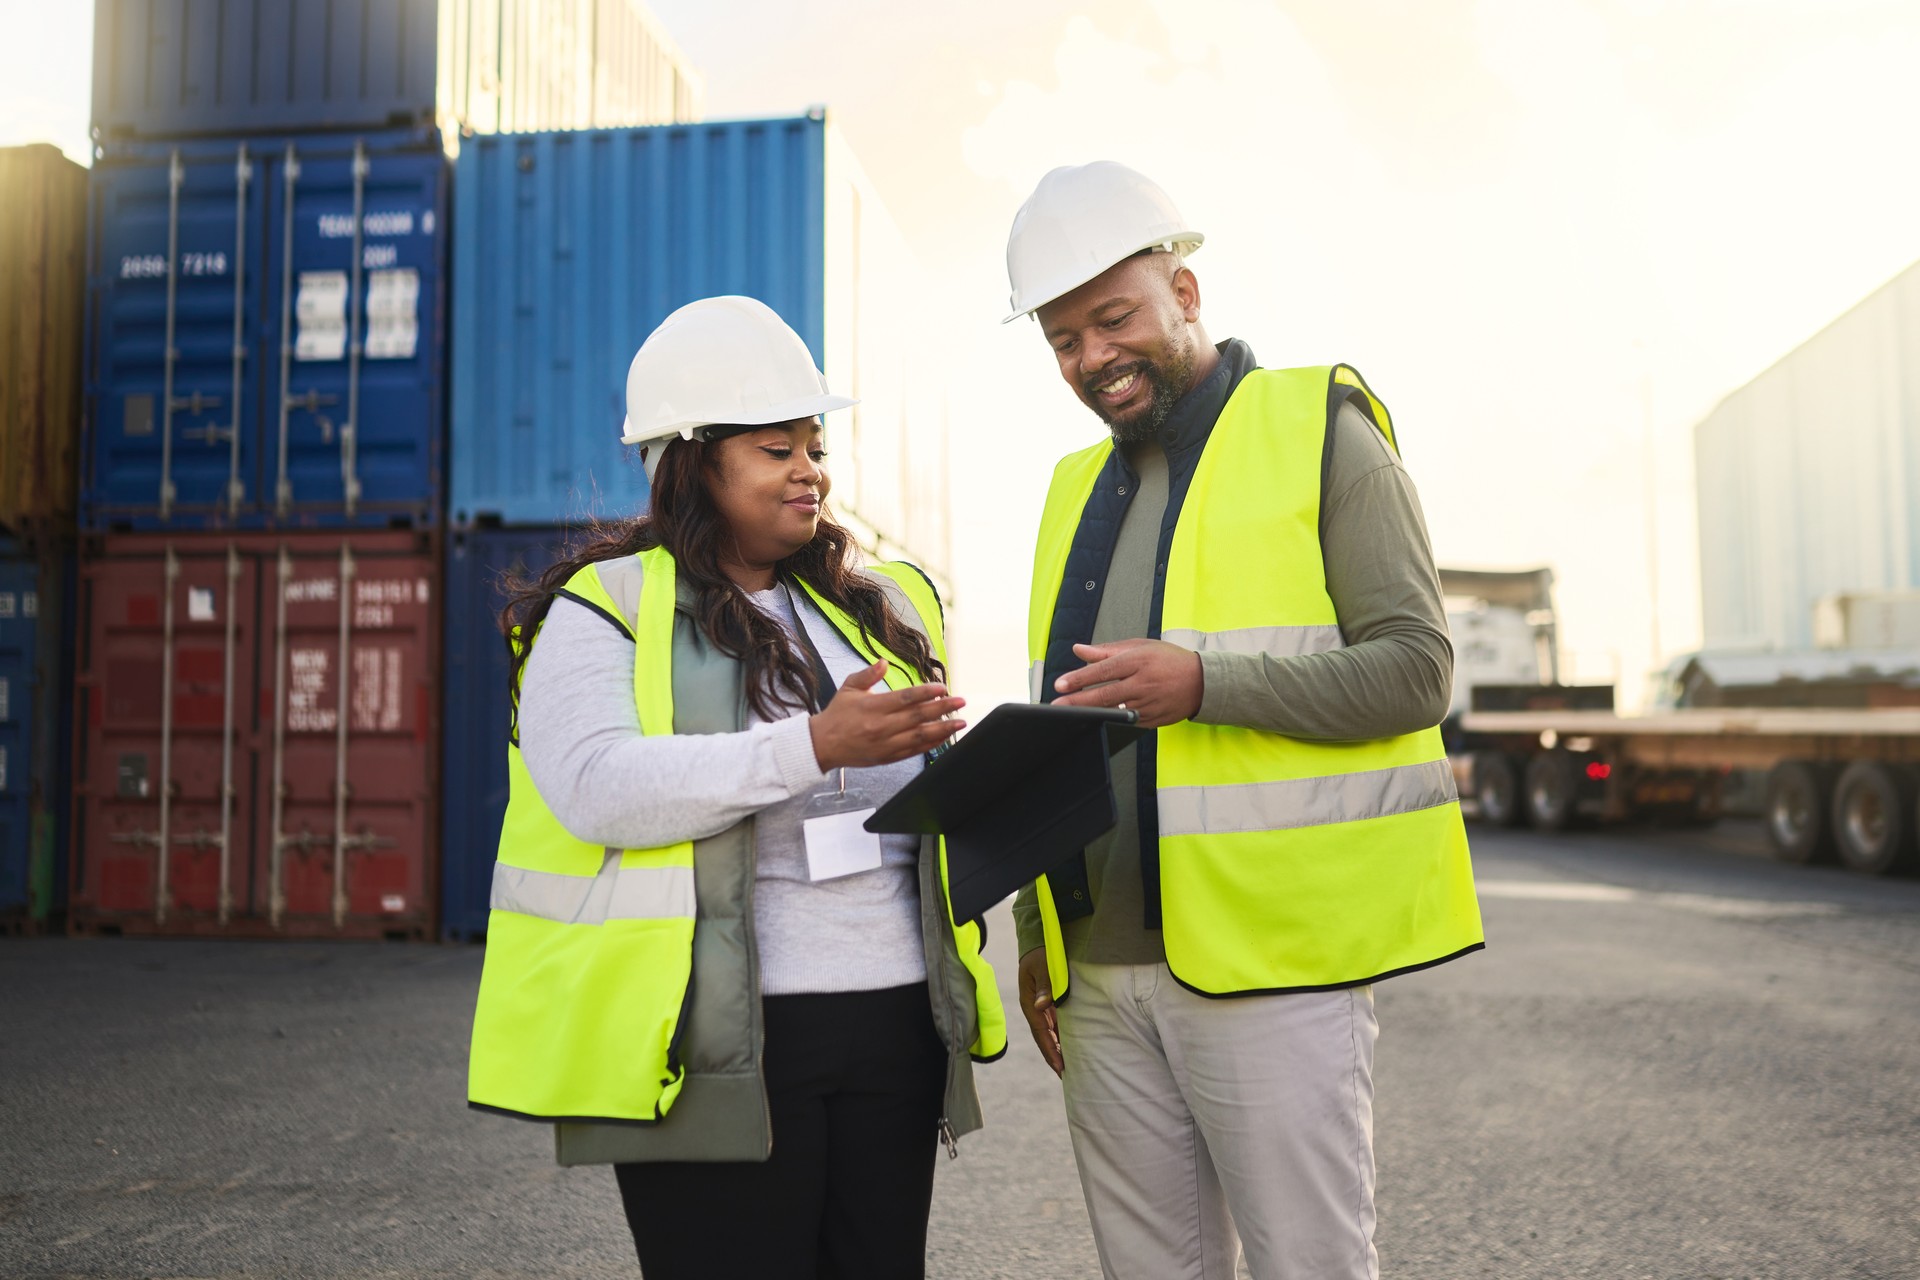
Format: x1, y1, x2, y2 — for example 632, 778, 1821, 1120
468, 296, 1005, 1280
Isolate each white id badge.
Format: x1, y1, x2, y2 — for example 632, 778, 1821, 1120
802, 772, 882, 882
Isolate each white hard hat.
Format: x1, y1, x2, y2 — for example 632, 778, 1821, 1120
620, 295, 857, 482
1002, 161, 1204, 324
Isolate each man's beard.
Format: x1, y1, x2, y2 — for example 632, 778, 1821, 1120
1084, 343, 1198, 444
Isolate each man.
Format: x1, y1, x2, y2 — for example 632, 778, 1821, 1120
1006, 161, 1484, 1280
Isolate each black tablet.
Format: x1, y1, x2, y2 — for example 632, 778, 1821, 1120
866, 703, 1144, 923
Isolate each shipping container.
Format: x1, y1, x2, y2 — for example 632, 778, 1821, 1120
0, 146, 87, 537
446, 113, 953, 588
1695, 259, 1920, 651
440, 525, 568, 940
84, 135, 448, 531
92, 0, 702, 146
70, 530, 439, 938
0, 538, 74, 932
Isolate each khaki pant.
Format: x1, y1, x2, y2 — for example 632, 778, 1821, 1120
1056, 962, 1379, 1280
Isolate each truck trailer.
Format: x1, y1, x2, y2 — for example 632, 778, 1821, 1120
1440, 567, 1920, 876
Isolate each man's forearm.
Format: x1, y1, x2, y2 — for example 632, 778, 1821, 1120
1194, 626, 1451, 740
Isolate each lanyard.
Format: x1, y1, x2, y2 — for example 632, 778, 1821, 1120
780, 581, 838, 711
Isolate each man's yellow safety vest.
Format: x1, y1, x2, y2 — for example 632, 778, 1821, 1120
470, 545, 1005, 1125
1026, 365, 1484, 999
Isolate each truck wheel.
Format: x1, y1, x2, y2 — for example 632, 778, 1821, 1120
1764, 761, 1833, 863
1475, 752, 1525, 827
1830, 762, 1917, 875
1525, 752, 1578, 832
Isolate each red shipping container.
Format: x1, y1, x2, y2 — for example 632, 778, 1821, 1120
71, 531, 439, 939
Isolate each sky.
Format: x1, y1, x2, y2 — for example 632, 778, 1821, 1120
8, 0, 1920, 710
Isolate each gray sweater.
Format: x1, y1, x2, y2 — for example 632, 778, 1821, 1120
517, 586, 927, 995
1011, 398, 1454, 963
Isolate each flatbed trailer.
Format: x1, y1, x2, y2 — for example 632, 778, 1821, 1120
1450, 708, 1920, 875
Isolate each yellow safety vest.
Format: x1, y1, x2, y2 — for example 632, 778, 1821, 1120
471, 545, 1005, 1124
1027, 365, 1484, 999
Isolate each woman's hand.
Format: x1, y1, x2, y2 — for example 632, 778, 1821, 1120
808, 660, 966, 771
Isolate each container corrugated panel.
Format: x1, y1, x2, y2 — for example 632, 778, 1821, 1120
0, 146, 87, 537
448, 116, 828, 527
0, 538, 74, 931
84, 137, 448, 531
70, 530, 439, 938
1695, 260, 1920, 651
444, 113, 953, 592
440, 525, 567, 940
92, 0, 702, 144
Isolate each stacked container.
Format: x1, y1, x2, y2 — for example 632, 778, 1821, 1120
73, 0, 701, 940
437, 113, 952, 939
1, 145, 88, 934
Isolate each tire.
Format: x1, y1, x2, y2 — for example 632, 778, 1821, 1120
1764, 761, 1834, 864
1830, 761, 1918, 876
1474, 751, 1526, 828
1524, 751, 1578, 832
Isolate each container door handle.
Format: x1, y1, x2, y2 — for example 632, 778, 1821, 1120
217, 546, 240, 923
331, 543, 356, 926
159, 152, 183, 520
155, 547, 178, 924
226, 145, 250, 517
275, 145, 300, 517
340, 141, 368, 519
268, 546, 292, 925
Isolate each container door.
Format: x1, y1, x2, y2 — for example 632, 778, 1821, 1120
258, 538, 435, 935
87, 148, 267, 528
73, 542, 257, 927
0, 553, 36, 918
260, 146, 446, 529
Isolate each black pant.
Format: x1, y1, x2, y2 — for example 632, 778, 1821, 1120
614, 981, 949, 1280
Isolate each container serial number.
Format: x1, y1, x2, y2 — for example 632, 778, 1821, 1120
119, 253, 229, 279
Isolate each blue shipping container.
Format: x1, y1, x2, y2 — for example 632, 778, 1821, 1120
92, 0, 440, 142
440, 525, 569, 940
90, 0, 703, 146
0, 540, 73, 929
449, 115, 831, 526
86, 135, 447, 530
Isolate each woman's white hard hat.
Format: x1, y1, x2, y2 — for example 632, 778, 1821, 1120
1002, 161, 1204, 324
621, 295, 857, 482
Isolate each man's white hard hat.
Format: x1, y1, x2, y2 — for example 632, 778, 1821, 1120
1002, 161, 1205, 324
620, 295, 857, 483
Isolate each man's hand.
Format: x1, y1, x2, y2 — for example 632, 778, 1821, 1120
1051, 638, 1202, 728
1017, 947, 1063, 1077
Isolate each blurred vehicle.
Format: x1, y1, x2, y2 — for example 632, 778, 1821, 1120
1443, 568, 1920, 877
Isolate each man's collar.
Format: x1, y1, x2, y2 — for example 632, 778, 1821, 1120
1125, 338, 1257, 458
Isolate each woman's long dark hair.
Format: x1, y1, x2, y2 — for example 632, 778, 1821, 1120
499, 436, 945, 720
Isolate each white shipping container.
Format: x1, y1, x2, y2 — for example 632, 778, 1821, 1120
822, 130, 953, 594
438, 0, 704, 140
1695, 259, 1920, 651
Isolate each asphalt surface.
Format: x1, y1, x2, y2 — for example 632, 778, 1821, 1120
4, 821, 1918, 1279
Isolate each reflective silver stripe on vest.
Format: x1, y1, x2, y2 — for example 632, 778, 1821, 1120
1158, 758, 1458, 836
1160, 624, 1345, 657
491, 852, 695, 924
1029, 659, 1046, 703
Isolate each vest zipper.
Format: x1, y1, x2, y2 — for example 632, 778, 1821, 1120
922, 834, 966, 1159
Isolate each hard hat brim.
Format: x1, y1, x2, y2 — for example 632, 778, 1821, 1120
1002, 234, 1204, 324
620, 393, 858, 446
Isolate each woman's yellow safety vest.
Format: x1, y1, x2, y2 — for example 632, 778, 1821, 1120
1027, 365, 1484, 999
470, 545, 1005, 1124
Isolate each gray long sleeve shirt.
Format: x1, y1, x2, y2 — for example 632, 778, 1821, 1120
1011, 362, 1454, 965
